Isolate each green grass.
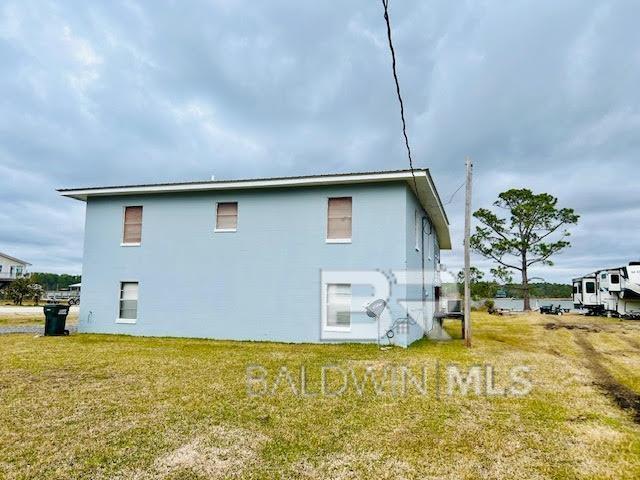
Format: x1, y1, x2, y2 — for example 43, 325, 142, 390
0, 312, 77, 327
0, 316, 44, 326
0, 312, 639, 479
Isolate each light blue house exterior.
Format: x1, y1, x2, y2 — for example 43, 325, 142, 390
60, 170, 451, 347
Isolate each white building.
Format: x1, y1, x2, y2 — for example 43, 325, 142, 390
0, 251, 31, 290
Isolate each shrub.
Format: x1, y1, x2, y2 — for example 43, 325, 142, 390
484, 299, 496, 313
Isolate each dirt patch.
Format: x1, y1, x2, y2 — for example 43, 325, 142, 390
574, 333, 640, 423
544, 322, 602, 333
293, 451, 415, 480
128, 425, 268, 479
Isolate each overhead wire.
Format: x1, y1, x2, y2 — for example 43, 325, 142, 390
380, 1, 465, 212
381, 0, 418, 194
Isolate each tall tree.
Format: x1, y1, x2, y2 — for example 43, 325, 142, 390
470, 189, 579, 311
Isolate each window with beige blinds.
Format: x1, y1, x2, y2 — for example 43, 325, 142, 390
122, 206, 143, 244
216, 202, 238, 231
327, 197, 352, 241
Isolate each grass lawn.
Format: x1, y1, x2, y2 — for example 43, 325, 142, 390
0, 308, 78, 327
0, 316, 44, 326
1, 312, 639, 479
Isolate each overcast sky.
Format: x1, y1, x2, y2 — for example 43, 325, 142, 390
1, 1, 638, 283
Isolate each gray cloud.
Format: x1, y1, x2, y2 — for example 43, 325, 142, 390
0, 0, 638, 281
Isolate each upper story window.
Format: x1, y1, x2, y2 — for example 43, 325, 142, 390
122, 206, 143, 245
215, 202, 238, 232
327, 197, 352, 243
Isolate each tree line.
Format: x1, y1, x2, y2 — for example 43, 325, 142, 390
29, 273, 81, 291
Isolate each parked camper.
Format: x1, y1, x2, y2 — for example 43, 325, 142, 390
573, 262, 640, 319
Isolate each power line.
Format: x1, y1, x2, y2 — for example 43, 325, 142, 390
380, 2, 468, 214
381, 0, 418, 194
444, 181, 466, 205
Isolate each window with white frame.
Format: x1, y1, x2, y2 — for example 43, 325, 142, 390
122, 206, 143, 245
326, 283, 351, 328
118, 282, 139, 322
216, 202, 238, 231
327, 197, 352, 241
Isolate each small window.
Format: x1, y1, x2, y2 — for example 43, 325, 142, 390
611, 274, 620, 284
118, 282, 139, 322
216, 202, 238, 231
123, 206, 143, 245
327, 197, 352, 242
0, 265, 3, 273
573, 285, 578, 294
601, 273, 607, 279
326, 284, 351, 328
578, 283, 582, 293
415, 210, 421, 251
16, 266, 23, 277
585, 282, 595, 294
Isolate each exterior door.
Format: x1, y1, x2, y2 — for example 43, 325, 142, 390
583, 279, 598, 305
572, 282, 582, 305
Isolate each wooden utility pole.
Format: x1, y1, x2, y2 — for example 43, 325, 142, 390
463, 157, 473, 347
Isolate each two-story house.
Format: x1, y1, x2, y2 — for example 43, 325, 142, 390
59, 169, 451, 347
0, 252, 31, 289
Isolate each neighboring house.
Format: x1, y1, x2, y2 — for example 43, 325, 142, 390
0, 252, 31, 289
59, 169, 451, 347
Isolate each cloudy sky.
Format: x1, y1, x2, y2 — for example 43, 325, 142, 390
1, 0, 638, 282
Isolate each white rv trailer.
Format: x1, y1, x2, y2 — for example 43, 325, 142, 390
573, 262, 640, 319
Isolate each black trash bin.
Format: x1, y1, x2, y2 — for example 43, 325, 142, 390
43, 304, 70, 336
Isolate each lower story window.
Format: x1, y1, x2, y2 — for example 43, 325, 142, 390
326, 283, 351, 329
118, 282, 139, 323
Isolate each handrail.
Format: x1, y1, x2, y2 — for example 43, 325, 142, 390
0, 272, 30, 279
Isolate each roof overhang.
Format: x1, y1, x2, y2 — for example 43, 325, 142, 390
0, 252, 31, 265
59, 169, 451, 249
